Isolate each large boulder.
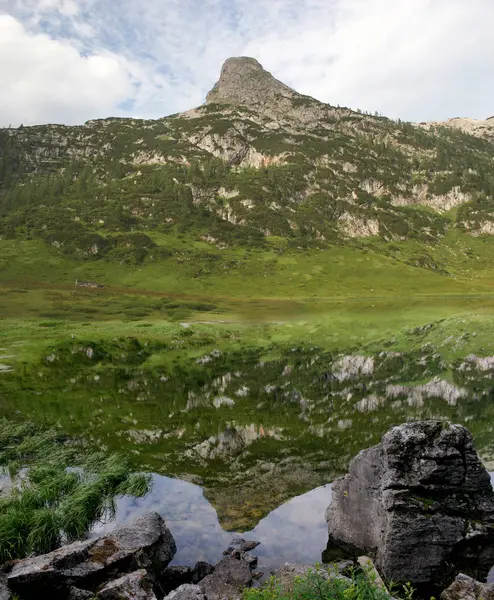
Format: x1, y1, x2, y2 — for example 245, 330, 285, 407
441, 574, 494, 600
7, 512, 176, 598
326, 421, 494, 588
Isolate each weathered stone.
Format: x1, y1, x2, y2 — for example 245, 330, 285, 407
229, 539, 260, 553
212, 557, 253, 588
206, 57, 295, 108
160, 566, 193, 594
165, 583, 205, 600
98, 569, 156, 600
357, 557, 387, 592
326, 421, 494, 588
7, 512, 176, 598
0, 577, 10, 600
199, 557, 252, 600
441, 574, 494, 600
244, 556, 258, 569
191, 562, 215, 584
68, 588, 95, 600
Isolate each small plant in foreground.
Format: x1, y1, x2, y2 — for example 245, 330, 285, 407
244, 564, 414, 600
0, 419, 151, 562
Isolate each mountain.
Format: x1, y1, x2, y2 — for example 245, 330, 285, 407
1, 57, 494, 289
421, 116, 494, 144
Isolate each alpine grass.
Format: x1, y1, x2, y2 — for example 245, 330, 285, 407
244, 564, 414, 600
0, 419, 151, 561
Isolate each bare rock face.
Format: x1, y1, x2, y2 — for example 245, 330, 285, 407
206, 57, 296, 108
7, 512, 176, 598
441, 574, 494, 600
325, 421, 494, 588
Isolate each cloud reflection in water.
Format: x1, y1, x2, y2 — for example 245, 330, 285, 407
93, 473, 331, 566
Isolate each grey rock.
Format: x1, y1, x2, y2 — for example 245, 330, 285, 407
0, 577, 11, 600
199, 576, 242, 600
98, 569, 156, 600
230, 539, 260, 553
109, 511, 176, 573
212, 558, 252, 588
68, 588, 95, 600
192, 562, 215, 584
441, 574, 494, 600
243, 556, 258, 569
7, 512, 176, 598
160, 566, 193, 594
199, 557, 252, 600
165, 584, 205, 600
206, 58, 295, 108
326, 421, 494, 587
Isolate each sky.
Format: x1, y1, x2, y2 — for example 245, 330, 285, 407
1, 0, 493, 127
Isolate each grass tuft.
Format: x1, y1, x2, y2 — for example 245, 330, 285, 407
0, 418, 151, 561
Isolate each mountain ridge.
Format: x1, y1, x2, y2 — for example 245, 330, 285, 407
1, 56, 494, 288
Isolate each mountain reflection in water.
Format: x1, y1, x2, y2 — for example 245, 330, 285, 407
93, 473, 331, 566
93, 473, 494, 579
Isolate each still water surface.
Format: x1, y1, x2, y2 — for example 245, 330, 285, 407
93, 472, 494, 581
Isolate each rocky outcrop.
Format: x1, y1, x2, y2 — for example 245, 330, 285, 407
325, 421, 494, 588
441, 574, 494, 600
7, 512, 176, 599
206, 57, 296, 108
421, 117, 494, 144
338, 213, 380, 238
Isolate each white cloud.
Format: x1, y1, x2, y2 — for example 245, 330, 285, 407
1, 0, 494, 125
0, 14, 136, 126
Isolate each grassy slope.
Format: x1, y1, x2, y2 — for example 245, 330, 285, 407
1, 232, 493, 301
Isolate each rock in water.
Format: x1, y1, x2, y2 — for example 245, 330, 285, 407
441, 573, 494, 600
325, 421, 494, 588
7, 512, 176, 598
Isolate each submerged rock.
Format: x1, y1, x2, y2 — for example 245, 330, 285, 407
325, 421, 494, 588
441, 574, 494, 600
7, 512, 176, 598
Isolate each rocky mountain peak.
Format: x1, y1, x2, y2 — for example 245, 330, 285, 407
206, 56, 296, 107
